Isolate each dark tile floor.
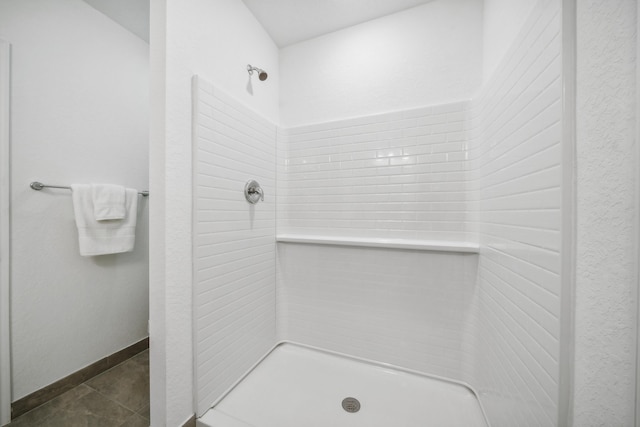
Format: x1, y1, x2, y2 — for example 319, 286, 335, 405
7, 350, 149, 427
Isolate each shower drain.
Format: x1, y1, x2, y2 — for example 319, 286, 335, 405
341, 397, 361, 413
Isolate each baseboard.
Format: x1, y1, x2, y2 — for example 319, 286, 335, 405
11, 337, 149, 419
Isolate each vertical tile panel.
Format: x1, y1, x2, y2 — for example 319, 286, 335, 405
470, 0, 562, 425
193, 77, 276, 415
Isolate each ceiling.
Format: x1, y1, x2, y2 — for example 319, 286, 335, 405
81, 0, 435, 47
241, 0, 435, 47
83, 0, 149, 42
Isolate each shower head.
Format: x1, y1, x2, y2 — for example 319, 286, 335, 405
247, 64, 268, 81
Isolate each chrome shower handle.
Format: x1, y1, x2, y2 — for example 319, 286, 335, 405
250, 186, 264, 201
244, 180, 264, 204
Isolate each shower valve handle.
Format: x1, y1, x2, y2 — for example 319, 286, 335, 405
244, 180, 264, 204
249, 187, 264, 201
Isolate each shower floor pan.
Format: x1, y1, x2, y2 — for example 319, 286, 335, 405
197, 343, 488, 427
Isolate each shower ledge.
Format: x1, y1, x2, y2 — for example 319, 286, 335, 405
276, 234, 479, 253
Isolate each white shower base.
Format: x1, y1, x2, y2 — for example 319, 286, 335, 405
197, 343, 488, 427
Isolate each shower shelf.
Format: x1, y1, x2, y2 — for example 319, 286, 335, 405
276, 235, 479, 253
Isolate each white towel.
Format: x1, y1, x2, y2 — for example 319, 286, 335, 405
71, 184, 138, 256
91, 183, 126, 220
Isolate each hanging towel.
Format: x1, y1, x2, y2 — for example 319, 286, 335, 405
71, 184, 138, 256
91, 183, 126, 220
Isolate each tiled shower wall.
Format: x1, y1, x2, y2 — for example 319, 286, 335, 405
192, 77, 277, 416
275, 102, 480, 385
469, 0, 562, 425
276, 244, 478, 383
277, 102, 474, 242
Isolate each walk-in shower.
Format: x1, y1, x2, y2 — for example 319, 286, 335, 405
191, 0, 568, 426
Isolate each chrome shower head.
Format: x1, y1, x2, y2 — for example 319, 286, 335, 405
247, 64, 268, 81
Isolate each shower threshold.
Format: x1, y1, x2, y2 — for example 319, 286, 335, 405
197, 343, 488, 427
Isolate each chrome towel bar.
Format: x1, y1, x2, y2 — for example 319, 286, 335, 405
30, 181, 149, 197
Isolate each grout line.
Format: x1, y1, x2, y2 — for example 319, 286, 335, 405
82, 352, 149, 416
86, 386, 139, 418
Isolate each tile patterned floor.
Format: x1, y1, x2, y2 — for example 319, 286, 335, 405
7, 350, 149, 427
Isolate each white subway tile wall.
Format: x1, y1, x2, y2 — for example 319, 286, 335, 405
276, 243, 479, 383
469, 0, 562, 425
192, 77, 277, 416
277, 102, 474, 241
275, 101, 482, 387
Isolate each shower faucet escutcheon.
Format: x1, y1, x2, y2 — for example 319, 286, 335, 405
244, 180, 264, 204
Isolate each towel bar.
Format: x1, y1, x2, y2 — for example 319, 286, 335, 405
30, 181, 149, 197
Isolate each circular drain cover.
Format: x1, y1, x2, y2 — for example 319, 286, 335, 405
342, 397, 361, 413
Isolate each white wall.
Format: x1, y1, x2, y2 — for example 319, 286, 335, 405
0, 0, 149, 400
470, 0, 563, 425
193, 77, 277, 416
279, 0, 483, 127
148, 0, 167, 424
0, 38, 11, 426
150, 0, 279, 425
482, 0, 536, 81
574, 0, 637, 424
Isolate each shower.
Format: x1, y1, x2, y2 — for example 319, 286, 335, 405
192, 1, 568, 426
145, 0, 639, 426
